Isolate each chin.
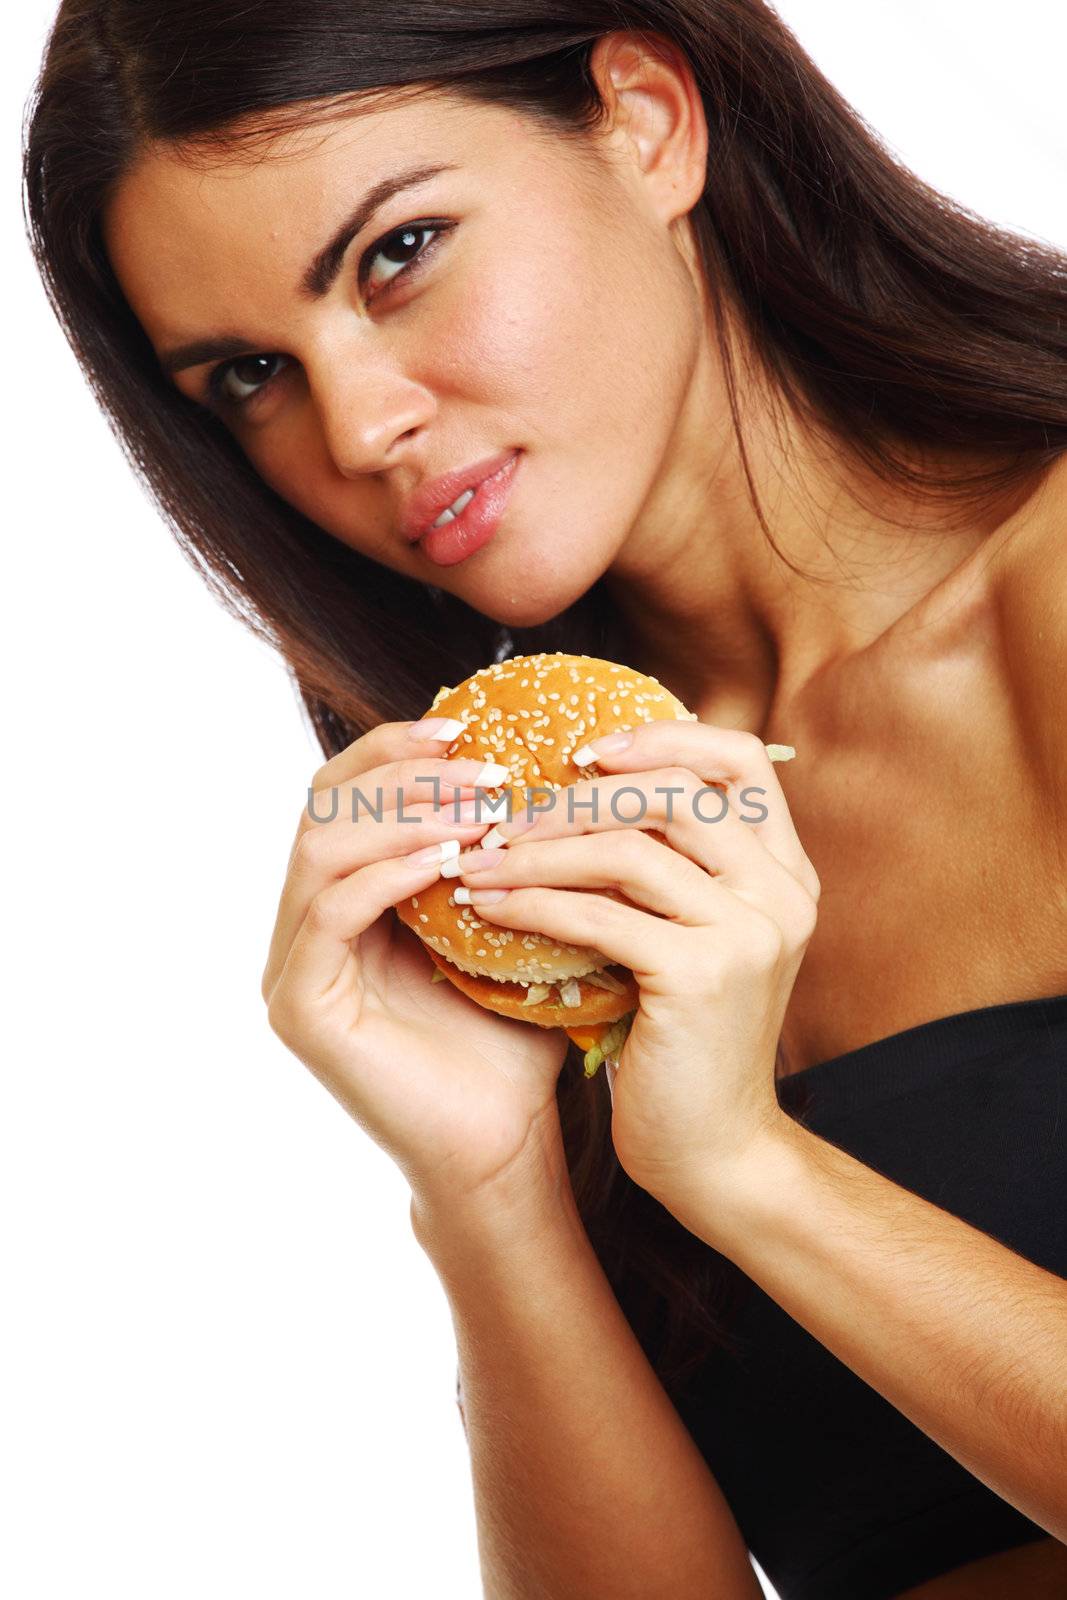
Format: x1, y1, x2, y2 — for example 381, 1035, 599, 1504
471, 549, 612, 629
486, 593, 573, 628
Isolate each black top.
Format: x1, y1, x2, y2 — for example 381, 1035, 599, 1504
674, 992, 1067, 1600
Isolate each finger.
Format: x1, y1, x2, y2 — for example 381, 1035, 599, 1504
454, 829, 716, 926
310, 717, 470, 789
565, 720, 817, 893
480, 766, 783, 898
267, 845, 461, 1028
263, 807, 492, 1004
444, 881, 712, 983
301, 718, 471, 855
305, 753, 510, 825
292, 753, 511, 868
468, 770, 817, 951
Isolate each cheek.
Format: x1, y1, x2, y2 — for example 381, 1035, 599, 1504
448, 218, 692, 456
425, 252, 569, 414
240, 423, 399, 563
425, 214, 654, 425
242, 424, 314, 504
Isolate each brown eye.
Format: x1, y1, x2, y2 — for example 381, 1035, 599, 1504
210, 352, 290, 408
359, 220, 451, 297
205, 219, 452, 412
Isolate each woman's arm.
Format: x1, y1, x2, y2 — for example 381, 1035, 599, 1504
411, 1112, 764, 1600
658, 1116, 1067, 1543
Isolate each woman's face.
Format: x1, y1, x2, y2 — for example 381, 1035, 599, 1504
103, 43, 712, 628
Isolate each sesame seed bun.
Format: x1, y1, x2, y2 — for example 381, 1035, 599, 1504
394, 651, 697, 1033
421, 942, 640, 1027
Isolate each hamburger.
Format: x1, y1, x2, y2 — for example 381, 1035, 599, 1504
394, 651, 699, 1078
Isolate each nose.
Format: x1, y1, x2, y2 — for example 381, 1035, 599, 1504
309, 347, 436, 479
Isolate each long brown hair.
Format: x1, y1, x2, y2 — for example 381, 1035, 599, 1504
23, 0, 1067, 1400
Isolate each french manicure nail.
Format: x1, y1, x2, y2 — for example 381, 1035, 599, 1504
407, 717, 467, 741
470, 761, 511, 787
460, 851, 508, 876
570, 731, 633, 765
453, 886, 510, 904
480, 813, 538, 850
408, 838, 462, 868
440, 847, 505, 878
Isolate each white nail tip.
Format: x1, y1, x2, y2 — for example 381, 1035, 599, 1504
479, 825, 509, 850
437, 838, 461, 862
474, 762, 511, 786
439, 854, 465, 877
452, 886, 475, 903
569, 745, 598, 766
429, 718, 467, 741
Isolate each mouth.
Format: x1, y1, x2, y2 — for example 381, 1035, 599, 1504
414, 449, 523, 568
402, 447, 520, 544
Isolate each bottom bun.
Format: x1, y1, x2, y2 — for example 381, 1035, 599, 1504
424, 943, 638, 1028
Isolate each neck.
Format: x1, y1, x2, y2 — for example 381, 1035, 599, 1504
603, 332, 1033, 734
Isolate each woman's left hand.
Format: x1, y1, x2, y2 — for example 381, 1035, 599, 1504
450, 720, 820, 1207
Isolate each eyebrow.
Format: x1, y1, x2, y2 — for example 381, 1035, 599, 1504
159, 160, 459, 377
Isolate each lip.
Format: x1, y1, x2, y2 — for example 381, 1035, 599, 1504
417, 450, 522, 567
401, 447, 521, 545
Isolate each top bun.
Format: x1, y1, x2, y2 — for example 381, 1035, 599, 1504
394, 652, 696, 1026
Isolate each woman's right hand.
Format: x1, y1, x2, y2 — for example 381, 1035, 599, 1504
260, 721, 572, 1213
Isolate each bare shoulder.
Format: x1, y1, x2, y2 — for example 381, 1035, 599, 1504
987, 454, 1067, 814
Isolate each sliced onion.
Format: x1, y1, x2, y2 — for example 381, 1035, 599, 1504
520, 983, 553, 1006
581, 968, 627, 994
559, 979, 582, 1007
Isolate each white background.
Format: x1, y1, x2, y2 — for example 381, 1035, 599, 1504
5, 4, 1065, 1597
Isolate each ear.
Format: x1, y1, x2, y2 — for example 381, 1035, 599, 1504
588, 29, 709, 229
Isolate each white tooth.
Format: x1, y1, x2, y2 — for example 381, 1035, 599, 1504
431, 486, 476, 530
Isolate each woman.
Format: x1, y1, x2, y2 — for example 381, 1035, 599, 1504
23, 2, 1067, 1596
